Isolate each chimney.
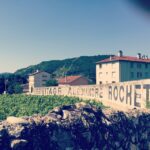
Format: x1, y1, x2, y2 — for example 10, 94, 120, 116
142, 55, 145, 59
137, 53, 141, 59
110, 56, 112, 60
118, 50, 123, 57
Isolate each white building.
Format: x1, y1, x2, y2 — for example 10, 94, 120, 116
29, 70, 51, 93
96, 51, 150, 84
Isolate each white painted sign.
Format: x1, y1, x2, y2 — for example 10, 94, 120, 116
32, 80, 150, 110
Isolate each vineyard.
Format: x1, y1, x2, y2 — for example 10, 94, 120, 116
0, 94, 104, 121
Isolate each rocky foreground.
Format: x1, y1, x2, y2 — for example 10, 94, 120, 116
0, 102, 150, 150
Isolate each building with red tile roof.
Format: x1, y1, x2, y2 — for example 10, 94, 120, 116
96, 51, 150, 84
97, 55, 150, 64
58, 75, 89, 86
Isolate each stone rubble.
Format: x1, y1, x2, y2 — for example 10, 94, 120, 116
0, 102, 150, 150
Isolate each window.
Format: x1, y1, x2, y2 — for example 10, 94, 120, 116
130, 63, 134, 68
145, 72, 149, 78
145, 64, 148, 69
42, 75, 48, 78
112, 81, 116, 83
137, 63, 142, 69
130, 72, 134, 78
99, 72, 102, 78
112, 72, 116, 78
137, 72, 142, 78
112, 63, 115, 68
42, 79, 47, 82
99, 81, 102, 84
99, 64, 102, 68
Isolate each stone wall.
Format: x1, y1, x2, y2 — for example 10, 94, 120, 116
0, 103, 150, 150
32, 79, 150, 110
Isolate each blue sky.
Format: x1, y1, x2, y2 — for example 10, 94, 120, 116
0, 0, 150, 72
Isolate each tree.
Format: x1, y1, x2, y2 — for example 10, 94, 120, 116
45, 79, 58, 86
7, 83, 23, 94
13, 84, 23, 94
0, 78, 5, 94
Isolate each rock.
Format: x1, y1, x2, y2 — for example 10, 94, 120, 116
63, 110, 71, 119
50, 107, 62, 115
62, 105, 74, 110
32, 117, 42, 125
130, 143, 137, 150
82, 131, 91, 143
0, 126, 7, 138
65, 147, 74, 150
57, 115, 62, 119
8, 125, 25, 138
0, 104, 149, 150
75, 102, 90, 109
141, 132, 148, 140
47, 113, 58, 121
6, 117, 28, 125
11, 139, 28, 149
131, 136, 137, 144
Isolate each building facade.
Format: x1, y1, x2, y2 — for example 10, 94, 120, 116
21, 84, 29, 93
29, 70, 51, 93
96, 51, 150, 84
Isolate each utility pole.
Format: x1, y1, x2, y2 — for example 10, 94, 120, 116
4, 79, 8, 94
64, 57, 80, 83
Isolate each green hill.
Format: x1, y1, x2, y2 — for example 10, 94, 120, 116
15, 55, 111, 83
0, 55, 111, 94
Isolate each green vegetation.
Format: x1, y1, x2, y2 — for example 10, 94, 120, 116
0, 94, 104, 121
45, 79, 58, 86
0, 74, 26, 94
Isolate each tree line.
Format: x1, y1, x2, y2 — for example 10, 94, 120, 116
0, 74, 27, 94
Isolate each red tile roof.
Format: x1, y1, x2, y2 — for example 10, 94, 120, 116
58, 75, 82, 84
97, 56, 150, 64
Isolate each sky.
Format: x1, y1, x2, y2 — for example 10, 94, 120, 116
0, 0, 150, 73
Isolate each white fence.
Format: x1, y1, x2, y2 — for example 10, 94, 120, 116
32, 79, 150, 110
